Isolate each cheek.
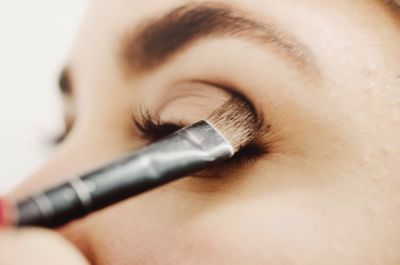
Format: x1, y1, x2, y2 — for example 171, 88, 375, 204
57, 181, 332, 265
57, 167, 399, 265
177, 195, 383, 265
175, 198, 326, 264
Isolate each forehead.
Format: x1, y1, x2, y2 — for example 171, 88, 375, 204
70, 0, 392, 70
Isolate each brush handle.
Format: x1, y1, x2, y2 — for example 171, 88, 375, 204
15, 121, 233, 228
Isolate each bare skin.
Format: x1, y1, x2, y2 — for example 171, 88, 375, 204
2, 0, 400, 264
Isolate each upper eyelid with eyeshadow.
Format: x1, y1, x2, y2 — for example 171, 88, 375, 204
134, 82, 265, 138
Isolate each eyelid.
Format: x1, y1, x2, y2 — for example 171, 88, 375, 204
135, 80, 229, 137
188, 79, 266, 124
136, 78, 268, 138
147, 80, 231, 124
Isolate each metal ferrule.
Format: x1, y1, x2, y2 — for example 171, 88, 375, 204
16, 120, 233, 227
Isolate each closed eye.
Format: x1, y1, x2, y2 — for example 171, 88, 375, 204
133, 98, 269, 175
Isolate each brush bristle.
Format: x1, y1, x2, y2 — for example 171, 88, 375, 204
207, 97, 259, 152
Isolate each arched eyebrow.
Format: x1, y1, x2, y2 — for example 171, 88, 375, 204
121, 3, 318, 76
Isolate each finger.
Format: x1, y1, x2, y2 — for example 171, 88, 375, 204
0, 228, 89, 265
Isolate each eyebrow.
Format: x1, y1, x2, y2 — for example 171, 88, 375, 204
121, 3, 317, 76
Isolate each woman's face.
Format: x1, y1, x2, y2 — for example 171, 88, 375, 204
12, 0, 400, 264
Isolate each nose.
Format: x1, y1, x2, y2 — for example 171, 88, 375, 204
9, 126, 142, 200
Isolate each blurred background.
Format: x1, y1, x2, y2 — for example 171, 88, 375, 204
0, 1, 88, 194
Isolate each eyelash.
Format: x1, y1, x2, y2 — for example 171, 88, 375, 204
134, 110, 184, 141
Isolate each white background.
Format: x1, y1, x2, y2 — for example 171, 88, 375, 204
0, 1, 88, 194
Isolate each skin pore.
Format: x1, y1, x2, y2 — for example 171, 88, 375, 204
9, 0, 400, 264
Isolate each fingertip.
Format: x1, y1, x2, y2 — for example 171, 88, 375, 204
0, 228, 89, 265
0, 198, 14, 228
0, 199, 7, 227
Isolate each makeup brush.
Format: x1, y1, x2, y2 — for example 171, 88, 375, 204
0, 96, 259, 228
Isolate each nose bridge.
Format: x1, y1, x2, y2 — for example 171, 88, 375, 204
39, 137, 111, 184
12, 126, 142, 199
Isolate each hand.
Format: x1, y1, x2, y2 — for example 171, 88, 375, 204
0, 228, 89, 265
